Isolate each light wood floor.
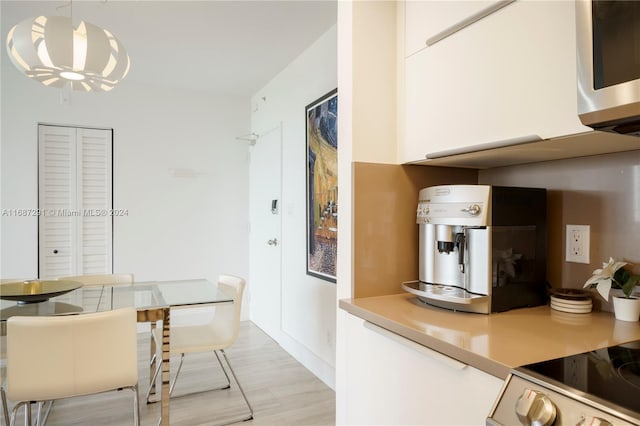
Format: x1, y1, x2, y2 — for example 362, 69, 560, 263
2, 321, 336, 426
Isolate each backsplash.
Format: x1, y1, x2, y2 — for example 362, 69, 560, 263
352, 162, 477, 298
480, 149, 640, 311
353, 149, 640, 313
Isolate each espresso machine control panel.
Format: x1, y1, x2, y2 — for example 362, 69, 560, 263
416, 185, 491, 226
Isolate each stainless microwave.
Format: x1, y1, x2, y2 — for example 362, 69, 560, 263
576, 0, 640, 136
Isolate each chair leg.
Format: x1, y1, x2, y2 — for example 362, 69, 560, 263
145, 349, 253, 425
1, 387, 9, 426
145, 362, 161, 404
169, 354, 185, 396
34, 402, 42, 426
4, 391, 136, 426
148, 352, 157, 392
9, 401, 30, 426
131, 384, 140, 426
146, 352, 186, 403
169, 352, 231, 396
24, 402, 31, 426
213, 351, 231, 390
169, 351, 231, 396
218, 349, 253, 422
35, 400, 53, 426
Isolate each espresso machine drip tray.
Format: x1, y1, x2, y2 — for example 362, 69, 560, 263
402, 280, 490, 314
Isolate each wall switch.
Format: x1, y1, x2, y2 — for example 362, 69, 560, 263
566, 224, 590, 264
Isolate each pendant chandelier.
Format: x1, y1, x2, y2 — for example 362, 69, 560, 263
6, 14, 130, 92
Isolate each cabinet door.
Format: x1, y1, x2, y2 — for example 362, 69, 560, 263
340, 313, 502, 425
405, 0, 507, 57
401, 0, 590, 164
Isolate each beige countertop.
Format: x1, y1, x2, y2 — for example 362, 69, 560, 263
340, 293, 640, 379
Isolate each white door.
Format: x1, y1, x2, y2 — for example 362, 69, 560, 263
249, 123, 282, 337
76, 128, 113, 274
38, 126, 78, 278
38, 125, 113, 279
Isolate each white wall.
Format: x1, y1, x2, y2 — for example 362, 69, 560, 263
1, 41, 251, 315
249, 25, 337, 389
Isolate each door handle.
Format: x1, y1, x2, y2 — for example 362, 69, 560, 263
267, 238, 278, 246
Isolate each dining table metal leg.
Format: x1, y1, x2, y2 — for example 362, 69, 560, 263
137, 307, 170, 425
159, 307, 170, 426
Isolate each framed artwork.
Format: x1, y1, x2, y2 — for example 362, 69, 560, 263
306, 89, 338, 283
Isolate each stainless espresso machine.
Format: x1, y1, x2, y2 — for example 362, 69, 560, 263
402, 185, 548, 314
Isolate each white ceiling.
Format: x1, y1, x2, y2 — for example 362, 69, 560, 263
1, 0, 337, 96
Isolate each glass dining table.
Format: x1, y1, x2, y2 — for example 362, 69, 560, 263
0, 278, 235, 426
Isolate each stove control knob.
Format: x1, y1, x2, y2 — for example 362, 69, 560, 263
578, 417, 612, 426
515, 388, 557, 426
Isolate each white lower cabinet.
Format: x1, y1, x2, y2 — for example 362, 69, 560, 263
341, 313, 502, 425
401, 0, 590, 163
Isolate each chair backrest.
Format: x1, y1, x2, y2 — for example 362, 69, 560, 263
210, 274, 245, 346
57, 273, 134, 286
6, 307, 138, 402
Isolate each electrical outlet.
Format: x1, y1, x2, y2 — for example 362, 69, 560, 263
566, 224, 590, 264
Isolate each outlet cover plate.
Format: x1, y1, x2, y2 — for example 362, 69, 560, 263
566, 224, 590, 264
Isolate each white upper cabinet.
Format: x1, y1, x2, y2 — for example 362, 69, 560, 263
401, 0, 591, 164
405, 0, 510, 58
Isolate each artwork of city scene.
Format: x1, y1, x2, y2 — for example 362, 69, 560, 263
306, 89, 337, 282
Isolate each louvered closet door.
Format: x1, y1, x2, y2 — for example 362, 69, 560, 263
38, 125, 113, 279
77, 128, 113, 274
39, 126, 78, 278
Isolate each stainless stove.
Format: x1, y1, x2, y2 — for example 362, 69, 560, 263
487, 341, 640, 426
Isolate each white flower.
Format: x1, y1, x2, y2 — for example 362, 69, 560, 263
583, 257, 628, 301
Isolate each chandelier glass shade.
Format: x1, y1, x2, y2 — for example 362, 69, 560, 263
6, 15, 130, 92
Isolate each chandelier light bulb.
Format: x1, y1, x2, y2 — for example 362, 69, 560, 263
6, 15, 130, 92
60, 71, 85, 81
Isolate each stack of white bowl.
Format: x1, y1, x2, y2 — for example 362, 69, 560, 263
550, 289, 592, 314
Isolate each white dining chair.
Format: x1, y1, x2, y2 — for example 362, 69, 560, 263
1, 279, 30, 426
146, 274, 253, 425
56, 273, 134, 286
0, 307, 140, 426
